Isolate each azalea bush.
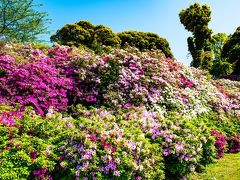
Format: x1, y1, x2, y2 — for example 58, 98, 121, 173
228, 134, 240, 153
59, 106, 165, 180
0, 43, 239, 179
0, 46, 74, 115
70, 106, 216, 178
0, 105, 165, 180
0, 105, 74, 180
68, 46, 240, 120
211, 130, 227, 158
1, 43, 240, 119
119, 107, 215, 179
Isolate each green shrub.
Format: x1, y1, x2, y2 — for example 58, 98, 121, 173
117, 31, 173, 58
222, 26, 240, 73
0, 106, 75, 179
50, 20, 121, 53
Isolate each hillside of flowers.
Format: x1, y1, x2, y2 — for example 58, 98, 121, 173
0, 43, 240, 180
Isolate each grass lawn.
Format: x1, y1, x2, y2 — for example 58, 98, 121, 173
190, 153, 240, 180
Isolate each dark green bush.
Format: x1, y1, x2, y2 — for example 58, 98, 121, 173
51, 20, 121, 53
0, 106, 75, 179
51, 20, 173, 58
117, 31, 173, 58
222, 26, 240, 74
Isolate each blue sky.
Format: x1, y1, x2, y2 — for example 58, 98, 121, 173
36, 0, 240, 65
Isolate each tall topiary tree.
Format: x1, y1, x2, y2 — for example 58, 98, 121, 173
222, 26, 240, 74
0, 0, 50, 42
179, 3, 213, 71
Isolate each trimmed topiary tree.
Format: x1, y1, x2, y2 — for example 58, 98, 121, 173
51, 20, 121, 52
117, 31, 173, 58
179, 2, 213, 71
51, 20, 173, 58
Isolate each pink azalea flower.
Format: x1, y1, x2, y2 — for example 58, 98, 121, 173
124, 102, 132, 109
105, 144, 111, 149
113, 170, 120, 176
102, 56, 110, 62
163, 148, 171, 156
176, 142, 184, 152
88, 135, 97, 142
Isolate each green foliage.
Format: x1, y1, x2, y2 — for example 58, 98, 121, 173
31, 42, 51, 51
211, 59, 233, 76
210, 33, 233, 76
162, 114, 215, 179
51, 20, 121, 52
211, 33, 229, 61
51, 20, 173, 57
51, 24, 91, 47
98, 57, 120, 92
0, 106, 75, 179
180, 3, 240, 75
117, 31, 173, 58
179, 3, 211, 33
179, 3, 213, 71
94, 25, 121, 47
196, 111, 240, 137
0, 0, 50, 42
201, 51, 213, 71
222, 26, 240, 74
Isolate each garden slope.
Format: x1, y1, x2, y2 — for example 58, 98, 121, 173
0, 43, 240, 179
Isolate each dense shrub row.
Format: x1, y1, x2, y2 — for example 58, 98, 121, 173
0, 43, 239, 179
0, 105, 239, 179
50, 20, 173, 58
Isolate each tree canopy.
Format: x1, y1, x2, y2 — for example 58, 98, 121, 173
222, 27, 240, 73
117, 31, 173, 58
210, 33, 233, 76
50, 20, 121, 51
0, 0, 50, 42
51, 20, 173, 57
211, 33, 229, 60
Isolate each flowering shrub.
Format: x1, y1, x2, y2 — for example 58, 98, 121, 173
121, 107, 215, 178
1, 43, 240, 119
228, 134, 240, 153
57, 107, 164, 180
0, 109, 22, 126
68, 46, 240, 120
0, 105, 165, 180
0, 47, 74, 115
0, 106, 74, 180
211, 130, 227, 158
69, 106, 216, 179
0, 105, 236, 179
0, 43, 239, 179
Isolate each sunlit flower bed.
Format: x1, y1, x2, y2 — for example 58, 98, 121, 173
0, 43, 239, 179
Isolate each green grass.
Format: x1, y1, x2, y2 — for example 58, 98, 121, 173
190, 153, 240, 180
